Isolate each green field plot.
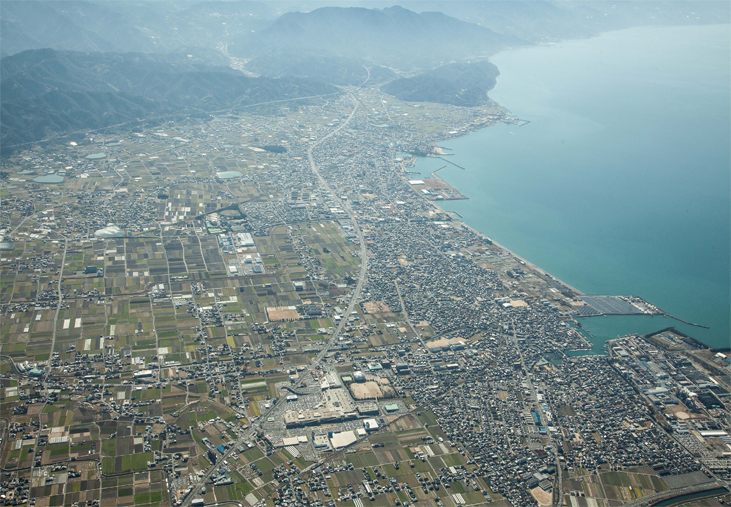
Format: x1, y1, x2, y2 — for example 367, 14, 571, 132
102, 452, 154, 474
241, 446, 264, 462
345, 451, 380, 468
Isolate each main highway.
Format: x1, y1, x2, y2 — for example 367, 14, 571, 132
181, 95, 366, 507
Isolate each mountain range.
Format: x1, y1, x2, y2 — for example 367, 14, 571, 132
4, 1, 728, 61
0, 49, 338, 152
230, 6, 527, 68
2, 1, 729, 155
0, 0, 276, 57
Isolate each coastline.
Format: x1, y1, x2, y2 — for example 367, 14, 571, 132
405, 24, 730, 349
414, 121, 713, 341
408, 115, 712, 340
443, 207, 586, 298
409, 116, 588, 298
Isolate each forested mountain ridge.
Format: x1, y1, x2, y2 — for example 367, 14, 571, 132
0, 49, 339, 151
381, 61, 500, 107
230, 6, 527, 69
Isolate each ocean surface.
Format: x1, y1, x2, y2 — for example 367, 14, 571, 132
412, 25, 730, 349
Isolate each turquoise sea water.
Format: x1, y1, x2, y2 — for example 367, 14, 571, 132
413, 25, 730, 348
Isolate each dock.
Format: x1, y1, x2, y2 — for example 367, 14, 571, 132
436, 156, 466, 170
577, 295, 709, 329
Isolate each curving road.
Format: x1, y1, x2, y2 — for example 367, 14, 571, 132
305, 94, 366, 367
181, 95, 365, 507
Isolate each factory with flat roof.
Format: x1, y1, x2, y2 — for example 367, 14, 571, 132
283, 408, 357, 428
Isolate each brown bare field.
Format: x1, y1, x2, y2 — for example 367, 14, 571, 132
267, 306, 299, 321
362, 301, 390, 313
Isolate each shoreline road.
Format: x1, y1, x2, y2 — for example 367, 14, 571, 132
181, 95, 365, 507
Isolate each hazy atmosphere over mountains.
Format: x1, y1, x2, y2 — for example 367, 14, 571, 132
1, 0, 729, 151
0, 49, 337, 149
228, 6, 527, 66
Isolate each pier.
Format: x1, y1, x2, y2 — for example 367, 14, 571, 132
436, 156, 466, 170
426, 168, 467, 200
664, 314, 710, 329
577, 295, 709, 329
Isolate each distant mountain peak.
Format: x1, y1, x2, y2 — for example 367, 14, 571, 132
230, 5, 526, 70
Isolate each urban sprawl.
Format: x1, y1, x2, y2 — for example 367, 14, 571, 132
1, 88, 729, 507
